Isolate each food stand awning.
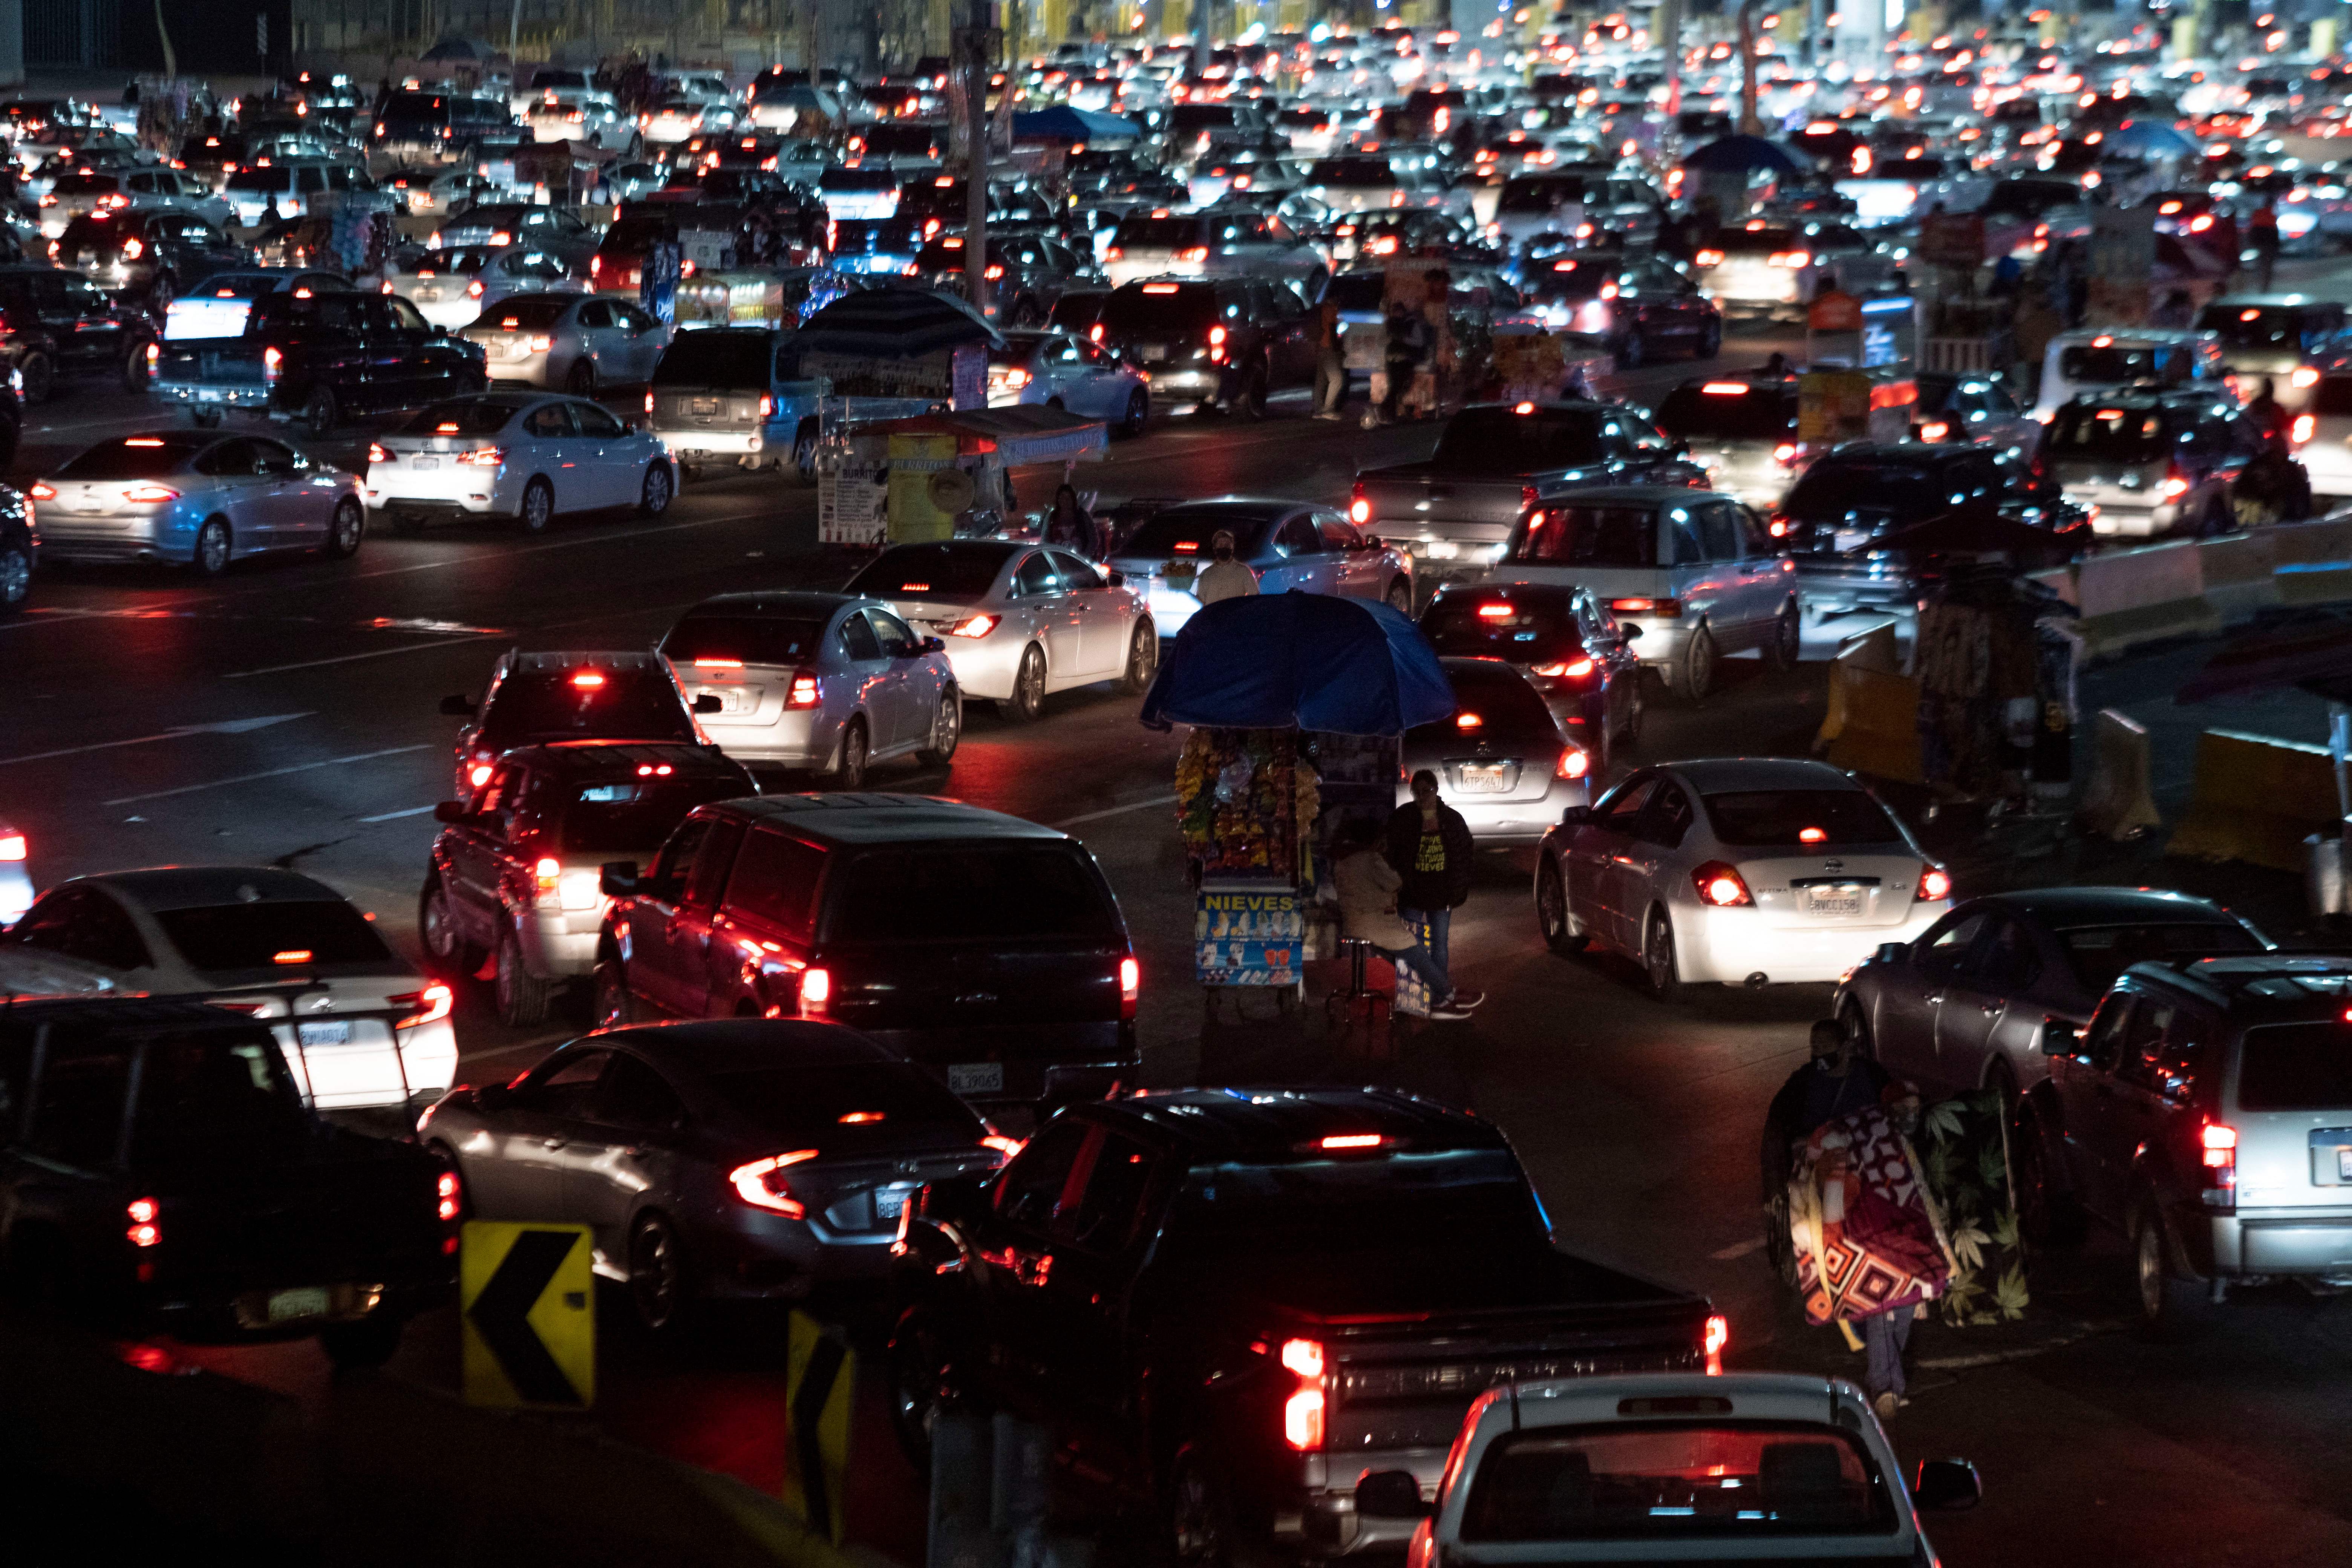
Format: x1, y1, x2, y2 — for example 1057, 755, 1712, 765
1140, 593, 1455, 734
796, 286, 1004, 356
852, 404, 1107, 464
1011, 106, 1140, 144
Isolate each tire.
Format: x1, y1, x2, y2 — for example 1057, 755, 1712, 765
1767, 601, 1799, 671
1642, 906, 1680, 1002
18, 352, 54, 404
1696, 317, 1722, 359
1619, 676, 1646, 746
1839, 999, 1876, 1061
1672, 625, 1718, 703
0, 544, 28, 615
835, 718, 870, 789
318, 1313, 405, 1370
494, 928, 553, 1028
191, 517, 231, 576
592, 956, 637, 1029
123, 344, 152, 393
1116, 622, 1158, 695
916, 689, 962, 766
638, 462, 672, 516
2134, 1199, 2217, 1341
1537, 859, 1587, 955
517, 477, 554, 534
999, 645, 1047, 723
189, 406, 224, 428
304, 384, 338, 438
1168, 1446, 1246, 1568
1118, 386, 1149, 438
792, 420, 819, 485
566, 358, 597, 396
1615, 331, 1646, 371
1239, 363, 1269, 420
625, 1212, 695, 1334
1384, 577, 1414, 616
323, 498, 364, 559
149, 274, 176, 314
887, 1305, 963, 1470
419, 879, 485, 977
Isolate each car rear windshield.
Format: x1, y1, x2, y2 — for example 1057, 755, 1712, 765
1656, 384, 1799, 441
2237, 1021, 2352, 1111
1498, 176, 1596, 213
704, 1063, 979, 1140
1100, 284, 1214, 335
475, 297, 573, 330
1109, 214, 1202, 248
653, 331, 776, 387
48, 173, 118, 193
54, 435, 210, 478
829, 846, 1120, 942
1423, 663, 1558, 737
1119, 512, 1275, 559
1700, 789, 1902, 847
1325, 273, 1387, 312
1164, 1147, 1543, 1256
1983, 181, 2078, 216
482, 671, 694, 745
398, 401, 518, 436
152, 899, 394, 973
1309, 157, 1396, 186
1783, 460, 1955, 519
250, 293, 370, 332
225, 169, 296, 192
847, 544, 1018, 602
2044, 402, 2172, 463
1709, 226, 1797, 254
2058, 345, 2187, 385
2058, 922, 2262, 992
130, 1031, 311, 1162
820, 168, 900, 192
1509, 504, 1661, 567
1459, 1424, 1896, 1542
555, 776, 749, 853
2194, 305, 2311, 350
1421, 600, 1579, 660
1430, 407, 1606, 471
1522, 259, 1621, 303
661, 613, 828, 668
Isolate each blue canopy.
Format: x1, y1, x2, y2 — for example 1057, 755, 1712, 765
1011, 105, 1139, 144
1683, 134, 1811, 176
1138, 592, 1456, 735
2098, 120, 2199, 159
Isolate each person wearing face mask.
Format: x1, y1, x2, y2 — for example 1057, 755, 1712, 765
1193, 528, 1259, 604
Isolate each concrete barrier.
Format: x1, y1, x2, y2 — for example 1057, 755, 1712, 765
1815, 625, 1923, 784
2166, 729, 2343, 872
2267, 514, 2352, 606
2072, 537, 2217, 656
2194, 531, 2282, 624
2076, 709, 2162, 839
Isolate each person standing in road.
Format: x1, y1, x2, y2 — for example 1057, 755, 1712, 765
1312, 292, 1348, 420
1193, 529, 1259, 604
1374, 297, 1430, 426
1333, 821, 1473, 1020
1384, 770, 1479, 1005
2251, 198, 2281, 291
1043, 484, 1103, 558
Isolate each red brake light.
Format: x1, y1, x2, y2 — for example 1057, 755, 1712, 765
2294, 414, 2315, 446
436, 1170, 460, 1222
786, 673, 821, 707
729, 1149, 819, 1216
127, 1196, 161, 1248
2159, 474, 2190, 502
1476, 603, 1514, 619
760, 393, 775, 418
1704, 1313, 1729, 1374
2201, 1123, 2238, 1164
273, 949, 314, 965
391, 983, 454, 1029
2292, 366, 2321, 389
534, 856, 562, 896
1556, 748, 1589, 779
1798, 827, 1827, 843
1456, 712, 1483, 729
1693, 862, 1752, 907
1281, 1337, 1325, 1376
800, 967, 831, 1011
981, 1133, 1026, 1158
1701, 381, 1749, 395
947, 614, 999, 638
1918, 866, 1952, 902
570, 672, 605, 689
1119, 956, 1139, 1000
1563, 657, 1595, 679
368, 443, 388, 464
121, 485, 180, 504
1282, 1335, 1326, 1449
1208, 324, 1227, 346
1349, 486, 1370, 525
1609, 597, 1681, 618
0, 834, 22, 862
27, 484, 54, 501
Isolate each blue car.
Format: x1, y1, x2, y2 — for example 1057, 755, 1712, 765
1104, 496, 1415, 638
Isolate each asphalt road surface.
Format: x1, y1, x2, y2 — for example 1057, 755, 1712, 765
14, 312, 2352, 1566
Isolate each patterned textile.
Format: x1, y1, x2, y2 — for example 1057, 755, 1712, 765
1915, 1089, 2030, 1325
1789, 1104, 1956, 1325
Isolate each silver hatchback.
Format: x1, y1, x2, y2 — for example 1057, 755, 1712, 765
1397, 656, 1592, 845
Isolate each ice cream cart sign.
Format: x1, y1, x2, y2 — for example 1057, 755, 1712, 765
1196, 881, 1304, 987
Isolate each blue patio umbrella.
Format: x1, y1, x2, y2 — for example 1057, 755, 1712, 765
1139, 591, 1456, 735
1682, 134, 1814, 178
2098, 120, 2201, 160
1011, 105, 1140, 144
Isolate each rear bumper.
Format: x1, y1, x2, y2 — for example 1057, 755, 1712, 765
1677, 901, 1946, 985
1795, 557, 1914, 617
2208, 1208, 2352, 1278
1285, 1449, 1450, 1558
1401, 775, 1590, 845
154, 381, 274, 410
657, 427, 767, 458
1139, 365, 1230, 403
2084, 501, 2180, 538
699, 707, 837, 767
849, 1024, 1136, 1104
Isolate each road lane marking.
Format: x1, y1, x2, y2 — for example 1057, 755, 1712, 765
0, 712, 313, 767
103, 744, 431, 805
1053, 793, 1177, 827
1710, 1237, 1767, 1260
224, 633, 499, 678
358, 804, 439, 822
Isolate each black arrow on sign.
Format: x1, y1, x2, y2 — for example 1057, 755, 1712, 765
792, 1329, 848, 1542
467, 1229, 583, 1406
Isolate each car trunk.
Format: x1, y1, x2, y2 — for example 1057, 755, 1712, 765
653, 383, 765, 433
2053, 455, 2168, 509
155, 340, 269, 387
1735, 848, 1926, 931
2231, 1021, 2352, 1217
789, 1142, 1002, 1236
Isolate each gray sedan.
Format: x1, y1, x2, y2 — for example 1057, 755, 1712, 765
460, 291, 670, 394
1107, 497, 1415, 639
31, 430, 365, 573
1831, 887, 2269, 1103
1400, 656, 1592, 845
985, 330, 1150, 433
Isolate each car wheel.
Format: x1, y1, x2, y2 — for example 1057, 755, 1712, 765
1615, 331, 1646, 371
626, 1212, 694, 1334
792, 420, 819, 485
1168, 1447, 1244, 1568
591, 956, 636, 1028
638, 462, 672, 516
1619, 677, 1646, 746
887, 1305, 963, 1470
1000, 645, 1047, 723
1697, 317, 1722, 359
1240, 363, 1269, 420
1672, 624, 1717, 703
189, 406, 224, 428
324, 498, 364, 559
566, 358, 597, 396
1116, 621, 1158, 694
123, 343, 152, 393
916, 689, 962, 766
1118, 386, 1149, 438
1767, 601, 1799, 670
318, 1313, 406, 1371
835, 718, 870, 789
2134, 1199, 2216, 1341
518, 477, 554, 534
0, 543, 28, 615
1537, 859, 1587, 955
419, 879, 485, 976
191, 517, 232, 576
495, 928, 553, 1028
304, 384, 338, 438
1643, 906, 1680, 1002
1838, 999, 1876, 1061
1384, 577, 1413, 616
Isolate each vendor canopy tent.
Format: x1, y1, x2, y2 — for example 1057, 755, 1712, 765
1139, 593, 1456, 735
1681, 134, 1813, 177
2098, 121, 2200, 159
1011, 106, 1141, 144
795, 287, 1006, 357
421, 37, 494, 61
851, 404, 1107, 464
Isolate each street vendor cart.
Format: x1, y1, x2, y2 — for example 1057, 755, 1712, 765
820, 404, 1107, 547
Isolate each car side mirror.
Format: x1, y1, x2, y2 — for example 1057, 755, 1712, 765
433, 800, 471, 824
1559, 804, 1592, 827
1104, 569, 1125, 588
1355, 1471, 1431, 1519
2042, 1017, 2086, 1058
693, 693, 724, 714
599, 860, 640, 898
1912, 1458, 1982, 1512
1873, 941, 1909, 965
922, 635, 946, 653
473, 1081, 513, 1113
439, 694, 478, 717
1618, 624, 1642, 643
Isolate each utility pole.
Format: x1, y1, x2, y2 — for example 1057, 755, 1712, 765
1735, 0, 1762, 135
960, 0, 995, 316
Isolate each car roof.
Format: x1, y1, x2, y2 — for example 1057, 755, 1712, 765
1086, 1086, 1504, 1156
2124, 952, 2352, 1013
581, 1017, 900, 1072
2053, 326, 2214, 345
1663, 756, 1862, 793
0, 996, 281, 1041
69, 865, 344, 910
680, 591, 867, 619
1426, 581, 1585, 609
704, 792, 1074, 846
1503, 1370, 1865, 1427
1144, 497, 1321, 523
1811, 441, 1985, 464
1528, 484, 1734, 505
505, 649, 671, 672
1970, 886, 2240, 926
2205, 293, 2326, 309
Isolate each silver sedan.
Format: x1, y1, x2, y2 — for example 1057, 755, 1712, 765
844, 541, 1157, 722
390, 242, 585, 331
460, 291, 671, 394
31, 430, 365, 573
986, 331, 1151, 435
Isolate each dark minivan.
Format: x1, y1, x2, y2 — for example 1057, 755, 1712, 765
593, 793, 1137, 1106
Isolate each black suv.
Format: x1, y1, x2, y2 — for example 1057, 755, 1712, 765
55, 209, 248, 308
593, 793, 1138, 1107
421, 740, 756, 1026
2193, 294, 2349, 408
1092, 277, 1315, 418
0, 263, 156, 400
2022, 953, 2352, 1338
439, 649, 721, 800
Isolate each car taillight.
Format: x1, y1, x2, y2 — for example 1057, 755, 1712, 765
2293, 366, 2320, 389
2201, 1121, 2237, 1210
1120, 955, 1139, 1018
949, 613, 998, 637
799, 967, 831, 1013
392, 982, 454, 1029
1349, 484, 1370, 524
121, 237, 143, 260
980, 1132, 1026, 1159
786, 672, 821, 707
645, 389, 656, 416
368, 443, 388, 464
1917, 865, 1951, 902
27, 484, 54, 501
436, 1170, 460, 1222
0, 833, 22, 861
1001, 367, 1031, 389
262, 345, 282, 380
1693, 862, 1753, 907
729, 1149, 819, 1216
1609, 597, 1681, 618
1176, 245, 1208, 261
1919, 420, 1949, 442
1556, 747, 1589, 779
590, 254, 601, 276
2294, 413, 2315, 446
121, 485, 179, 504
1704, 1313, 1729, 1375
1280, 1337, 1325, 1450
760, 392, 775, 417
2158, 473, 2190, 502
1089, 323, 1104, 342
456, 447, 503, 466
145, 341, 158, 364
1772, 442, 1798, 465
534, 855, 562, 900
127, 1197, 161, 1249
1694, 247, 1724, 265
1768, 250, 1811, 267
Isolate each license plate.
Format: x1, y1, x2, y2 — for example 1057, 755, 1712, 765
412, 456, 439, 470
702, 686, 750, 712
1139, 342, 1169, 361
874, 1187, 909, 1219
416, 287, 440, 301
948, 1062, 1004, 1095
692, 398, 720, 415
267, 1286, 331, 1323
196, 387, 225, 403
297, 1020, 352, 1046
1806, 887, 1864, 917
1458, 763, 1508, 793
2339, 1148, 2352, 1181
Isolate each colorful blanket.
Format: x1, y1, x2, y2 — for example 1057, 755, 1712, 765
1789, 1104, 1956, 1325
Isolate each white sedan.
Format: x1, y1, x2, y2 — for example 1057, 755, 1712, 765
363, 392, 675, 534
387, 242, 583, 330
1534, 756, 1951, 998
